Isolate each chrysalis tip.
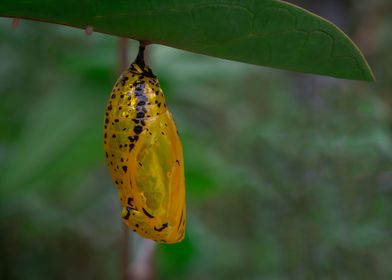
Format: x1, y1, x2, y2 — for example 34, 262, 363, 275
135, 44, 146, 68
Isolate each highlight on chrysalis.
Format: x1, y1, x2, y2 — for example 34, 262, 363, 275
103, 43, 186, 244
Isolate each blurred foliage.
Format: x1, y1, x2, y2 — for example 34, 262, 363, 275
0, 0, 392, 279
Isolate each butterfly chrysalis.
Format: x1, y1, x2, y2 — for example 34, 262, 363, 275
103, 44, 186, 243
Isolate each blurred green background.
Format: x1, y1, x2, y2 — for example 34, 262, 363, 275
1, 0, 391, 279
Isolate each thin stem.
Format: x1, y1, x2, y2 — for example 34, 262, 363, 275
118, 38, 129, 73
135, 45, 146, 67
122, 224, 130, 280
130, 240, 157, 280
118, 37, 131, 280
131, 44, 157, 280
117, 39, 157, 280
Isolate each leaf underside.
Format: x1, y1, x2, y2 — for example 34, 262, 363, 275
0, 0, 374, 81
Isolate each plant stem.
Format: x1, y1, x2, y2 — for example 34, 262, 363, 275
117, 40, 157, 280
130, 240, 157, 280
118, 37, 131, 280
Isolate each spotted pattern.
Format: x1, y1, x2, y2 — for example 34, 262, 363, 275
104, 53, 186, 244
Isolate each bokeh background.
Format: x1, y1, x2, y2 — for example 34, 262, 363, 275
1, 0, 391, 279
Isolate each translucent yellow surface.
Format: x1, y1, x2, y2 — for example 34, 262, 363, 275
103, 62, 185, 243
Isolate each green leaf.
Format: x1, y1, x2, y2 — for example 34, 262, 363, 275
0, 0, 374, 81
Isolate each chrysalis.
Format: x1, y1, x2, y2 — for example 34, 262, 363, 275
103, 45, 185, 243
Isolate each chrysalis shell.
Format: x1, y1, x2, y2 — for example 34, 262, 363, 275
103, 46, 185, 243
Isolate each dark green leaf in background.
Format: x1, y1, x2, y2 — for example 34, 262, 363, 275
0, 0, 374, 81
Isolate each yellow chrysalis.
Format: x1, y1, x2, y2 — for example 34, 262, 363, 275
103, 45, 185, 244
